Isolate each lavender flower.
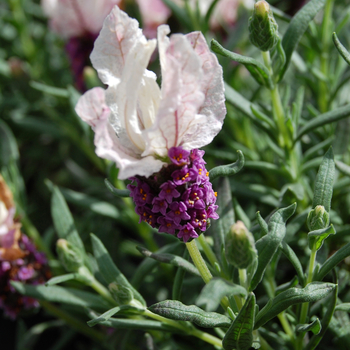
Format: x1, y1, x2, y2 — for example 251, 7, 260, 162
128, 147, 218, 242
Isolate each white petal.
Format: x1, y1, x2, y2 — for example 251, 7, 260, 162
0, 201, 8, 227
143, 32, 205, 157
75, 87, 110, 129
90, 6, 147, 86
181, 31, 226, 149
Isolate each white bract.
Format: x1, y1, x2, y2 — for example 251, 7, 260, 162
75, 7, 226, 179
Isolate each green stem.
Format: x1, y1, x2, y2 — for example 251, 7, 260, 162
197, 234, 219, 268
296, 246, 317, 350
261, 51, 291, 149
186, 239, 213, 284
277, 312, 294, 340
40, 301, 105, 342
90, 278, 117, 306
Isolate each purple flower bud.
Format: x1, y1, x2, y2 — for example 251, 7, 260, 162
167, 201, 191, 225
151, 197, 168, 215
168, 147, 190, 166
18, 266, 34, 280
172, 166, 198, 186
178, 223, 198, 242
134, 182, 154, 206
159, 181, 180, 203
158, 217, 181, 235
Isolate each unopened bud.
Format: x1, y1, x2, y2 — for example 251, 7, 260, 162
83, 66, 100, 90
225, 221, 257, 269
109, 282, 134, 305
248, 1, 279, 52
56, 239, 84, 272
307, 205, 330, 231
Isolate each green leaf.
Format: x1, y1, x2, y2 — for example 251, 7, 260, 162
211, 39, 273, 89
308, 225, 336, 251
279, 242, 305, 286
254, 282, 336, 329
87, 305, 142, 327
45, 274, 77, 286
60, 186, 120, 219
278, 0, 327, 81
30, 81, 69, 98
312, 147, 335, 212
223, 293, 256, 350
11, 282, 112, 311
207, 177, 235, 264
131, 242, 182, 289
86, 309, 177, 332
296, 318, 322, 335
209, 150, 245, 181
335, 303, 350, 312
275, 276, 299, 295
196, 278, 247, 312
0, 120, 19, 165
305, 278, 338, 350
90, 234, 146, 306
332, 32, 350, 65
104, 179, 130, 197
149, 300, 231, 328
245, 160, 287, 177
250, 203, 296, 291
136, 246, 200, 277
316, 241, 350, 280
295, 104, 350, 142
335, 160, 350, 177
250, 105, 276, 131
303, 137, 334, 163
256, 212, 268, 235
50, 185, 85, 251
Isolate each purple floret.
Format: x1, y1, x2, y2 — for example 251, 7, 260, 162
168, 147, 190, 166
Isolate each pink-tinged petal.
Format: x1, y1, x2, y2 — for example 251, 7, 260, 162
136, 0, 171, 38
182, 32, 226, 150
143, 32, 205, 157
90, 6, 149, 86
75, 87, 110, 129
42, 0, 121, 38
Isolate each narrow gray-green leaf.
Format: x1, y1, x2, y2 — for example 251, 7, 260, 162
207, 177, 235, 263
256, 212, 268, 236
209, 150, 245, 181
91, 234, 145, 306
296, 318, 321, 335
316, 240, 350, 280
335, 160, 350, 177
0, 120, 19, 165
223, 293, 256, 350
50, 185, 84, 251
279, 242, 305, 286
295, 104, 350, 142
254, 282, 335, 329
279, 0, 327, 81
149, 300, 231, 328
250, 203, 296, 291
335, 303, 350, 312
87, 309, 177, 332
11, 281, 112, 311
45, 273, 77, 286
312, 147, 334, 212
136, 246, 200, 276
305, 280, 338, 350
275, 276, 299, 295
308, 225, 336, 251
211, 39, 273, 89
196, 278, 247, 312
88, 305, 141, 327
104, 179, 130, 197
333, 32, 350, 66
30, 81, 69, 98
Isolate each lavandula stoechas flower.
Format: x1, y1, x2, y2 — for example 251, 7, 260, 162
0, 176, 50, 319
75, 7, 226, 242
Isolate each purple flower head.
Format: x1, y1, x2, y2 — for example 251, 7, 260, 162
172, 166, 198, 186
18, 266, 34, 280
168, 147, 190, 166
159, 181, 180, 203
178, 223, 198, 242
152, 197, 168, 215
166, 202, 191, 225
157, 217, 181, 235
190, 149, 205, 162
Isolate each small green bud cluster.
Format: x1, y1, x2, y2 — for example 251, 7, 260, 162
109, 282, 134, 305
307, 205, 330, 231
225, 221, 257, 269
248, 1, 279, 52
56, 239, 84, 273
